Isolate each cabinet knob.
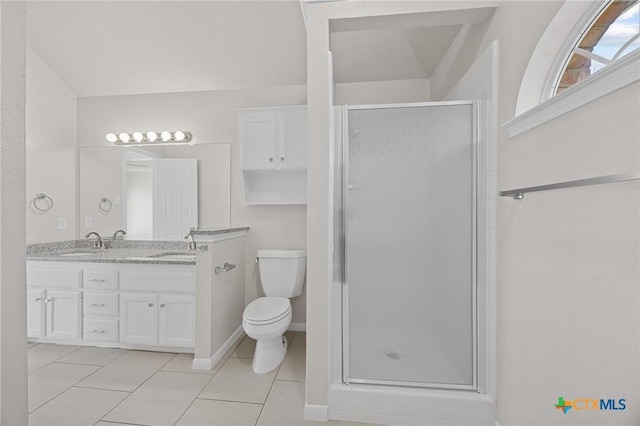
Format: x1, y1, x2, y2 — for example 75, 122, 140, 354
269, 157, 274, 162
89, 329, 105, 334
148, 303, 154, 308
280, 156, 285, 161
33, 297, 41, 302
45, 298, 52, 303
160, 304, 166, 308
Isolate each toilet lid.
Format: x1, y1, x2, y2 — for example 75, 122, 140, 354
244, 297, 291, 324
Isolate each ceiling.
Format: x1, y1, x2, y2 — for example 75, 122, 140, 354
26, 1, 492, 98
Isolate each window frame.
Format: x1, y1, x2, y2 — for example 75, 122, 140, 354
506, 0, 640, 137
546, 0, 639, 98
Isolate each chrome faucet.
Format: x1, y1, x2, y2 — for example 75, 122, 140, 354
84, 231, 104, 249
184, 233, 196, 252
112, 229, 127, 240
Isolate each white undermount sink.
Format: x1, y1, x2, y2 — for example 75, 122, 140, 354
60, 252, 97, 257
149, 252, 196, 261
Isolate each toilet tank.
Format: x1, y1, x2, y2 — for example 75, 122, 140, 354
257, 249, 307, 298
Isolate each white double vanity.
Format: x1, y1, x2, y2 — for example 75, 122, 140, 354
26, 228, 248, 370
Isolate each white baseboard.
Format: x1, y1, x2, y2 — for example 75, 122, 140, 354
304, 404, 328, 422
192, 326, 244, 370
288, 322, 306, 332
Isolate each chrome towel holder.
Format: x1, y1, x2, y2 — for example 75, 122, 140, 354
98, 197, 113, 213
215, 263, 236, 274
32, 193, 54, 212
499, 171, 640, 199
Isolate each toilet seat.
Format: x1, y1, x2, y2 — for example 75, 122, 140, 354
243, 297, 291, 326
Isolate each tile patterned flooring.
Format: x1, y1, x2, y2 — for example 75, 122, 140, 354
27, 332, 367, 426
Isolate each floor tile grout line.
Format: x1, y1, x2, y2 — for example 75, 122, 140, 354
28, 367, 103, 416
28, 362, 103, 414
100, 365, 215, 426
27, 344, 85, 375
93, 419, 148, 426
253, 363, 282, 426
192, 397, 264, 406
70, 384, 131, 394
97, 352, 180, 423
171, 375, 217, 426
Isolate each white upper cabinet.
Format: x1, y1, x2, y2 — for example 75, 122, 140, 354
277, 108, 307, 169
239, 106, 306, 171
240, 112, 278, 170
238, 105, 307, 204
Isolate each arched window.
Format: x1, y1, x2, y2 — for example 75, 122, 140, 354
509, 0, 640, 136
553, 0, 639, 94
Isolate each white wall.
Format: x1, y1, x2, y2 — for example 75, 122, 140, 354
0, 2, 28, 423
334, 78, 429, 105
26, 47, 77, 243
78, 147, 124, 237
77, 87, 309, 323
498, 83, 639, 426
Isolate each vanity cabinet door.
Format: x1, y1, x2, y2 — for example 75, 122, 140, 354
158, 294, 195, 347
120, 293, 158, 345
27, 289, 46, 338
46, 290, 82, 340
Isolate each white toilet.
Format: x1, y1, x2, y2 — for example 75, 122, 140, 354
242, 249, 306, 374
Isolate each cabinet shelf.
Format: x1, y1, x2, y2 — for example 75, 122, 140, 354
241, 167, 306, 173
242, 169, 306, 205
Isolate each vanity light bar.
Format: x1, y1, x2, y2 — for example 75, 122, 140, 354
106, 130, 193, 145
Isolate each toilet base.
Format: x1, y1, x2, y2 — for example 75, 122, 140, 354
252, 334, 288, 374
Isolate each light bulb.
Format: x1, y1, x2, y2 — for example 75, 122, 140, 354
146, 131, 158, 142
132, 131, 144, 142
106, 133, 118, 143
118, 133, 130, 143
160, 131, 172, 142
174, 131, 186, 141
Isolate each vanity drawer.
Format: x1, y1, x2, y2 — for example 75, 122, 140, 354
84, 292, 118, 317
83, 270, 118, 290
27, 267, 82, 289
83, 318, 118, 342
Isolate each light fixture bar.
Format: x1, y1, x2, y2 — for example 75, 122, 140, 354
106, 130, 193, 145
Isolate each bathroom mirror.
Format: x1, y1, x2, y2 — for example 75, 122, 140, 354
79, 143, 231, 240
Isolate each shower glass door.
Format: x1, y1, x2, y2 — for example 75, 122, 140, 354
343, 102, 476, 389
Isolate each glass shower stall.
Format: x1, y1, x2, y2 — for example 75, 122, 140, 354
341, 102, 477, 390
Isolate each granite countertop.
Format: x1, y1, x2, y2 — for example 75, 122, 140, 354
190, 227, 249, 236
27, 240, 197, 265
26, 228, 249, 265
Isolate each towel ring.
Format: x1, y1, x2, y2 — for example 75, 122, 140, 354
32, 193, 54, 212
98, 197, 113, 213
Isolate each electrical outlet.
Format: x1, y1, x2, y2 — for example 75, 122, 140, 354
84, 217, 93, 229
57, 217, 67, 230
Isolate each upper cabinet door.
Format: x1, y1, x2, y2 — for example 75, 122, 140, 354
277, 109, 307, 170
239, 112, 278, 170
